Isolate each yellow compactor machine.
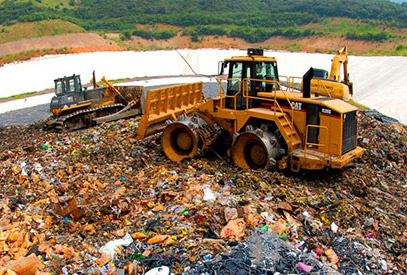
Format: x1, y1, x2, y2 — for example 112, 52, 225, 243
136, 48, 364, 172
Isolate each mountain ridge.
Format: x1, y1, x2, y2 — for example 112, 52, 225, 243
1, 0, 407, 62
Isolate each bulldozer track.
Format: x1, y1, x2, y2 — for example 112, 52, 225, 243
52, 103, 125, 132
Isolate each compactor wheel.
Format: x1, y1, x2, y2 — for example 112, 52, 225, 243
233, 132, 270, 169
162, 122, 199, 162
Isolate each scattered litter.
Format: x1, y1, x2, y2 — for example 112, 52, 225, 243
0, 111, 405, 274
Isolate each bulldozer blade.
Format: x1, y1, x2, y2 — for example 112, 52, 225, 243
93, 109, 141, 125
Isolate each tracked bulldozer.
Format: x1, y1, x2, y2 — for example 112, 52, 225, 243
136, 48, 364, 172
44, 72, 143, 132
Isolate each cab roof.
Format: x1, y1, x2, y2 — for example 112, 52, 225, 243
225, 56, 277, 63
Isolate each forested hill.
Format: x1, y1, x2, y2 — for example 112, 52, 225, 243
1, 0, 407, 44
73, 0, 407, 25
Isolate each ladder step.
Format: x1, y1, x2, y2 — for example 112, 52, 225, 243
292, 140, 301, 146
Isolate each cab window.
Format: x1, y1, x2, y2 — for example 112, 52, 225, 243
75, 77, 81, 92
253, 61, 279, 92
69, 79, 76, 93
254, 61, 278, 81
228, 62, 243, 94
55, 81, 63, 96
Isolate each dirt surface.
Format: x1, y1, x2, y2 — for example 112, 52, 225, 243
0, 33, 121, 57
0, 31, 402, 63
124, 34, 400, 54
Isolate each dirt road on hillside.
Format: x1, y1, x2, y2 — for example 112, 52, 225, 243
0, 33, 120, 57
1, 31, 403, 60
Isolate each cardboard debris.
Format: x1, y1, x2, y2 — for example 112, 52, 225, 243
0, 111, 405, 274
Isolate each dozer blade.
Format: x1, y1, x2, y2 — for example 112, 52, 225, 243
93, 85, 143, 124
136, 82, 204, 139
93, 100, 141, 125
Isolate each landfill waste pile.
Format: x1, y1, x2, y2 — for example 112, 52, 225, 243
361, 109, 406, 129
0, 111, 406, 274
183, 232, 340, 274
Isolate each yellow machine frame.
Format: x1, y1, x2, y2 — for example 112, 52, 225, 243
136, 50, 364, 172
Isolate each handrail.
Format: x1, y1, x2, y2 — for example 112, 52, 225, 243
214, 77, 306, 147
279, 75, 289, 90
283, 75, 335, 98
310, 78, 333, 98
277, 75, 301, 92
304, 124, 328, 158
242, 78, 295, 130
287, 76, 303, 92
215, 77, 301, 137
216, 77, 241, 111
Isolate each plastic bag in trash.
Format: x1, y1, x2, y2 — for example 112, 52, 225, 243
144, 266, 174, 275
98, 233, 133, 260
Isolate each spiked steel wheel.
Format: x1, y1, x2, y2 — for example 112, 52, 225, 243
162, 122, 199, 162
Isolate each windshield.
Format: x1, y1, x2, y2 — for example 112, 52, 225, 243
254, 61, 278, 81
228, 62, 243, 94
55, 81, 63, 96
69, 79, 76, 93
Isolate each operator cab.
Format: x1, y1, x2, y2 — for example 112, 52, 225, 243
220, 48, 279, 109
312, 68, 329, 79
50, 75, 85, 111
54, 75, 82, 96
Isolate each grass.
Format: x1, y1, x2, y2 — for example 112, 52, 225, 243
36, 0, 73, 8
110, 77, 131, 83
0, 91, 39, 101
0, 19, 84, 43
361, 43, 407, 56
305, 17, 406, 41
307, 18, 376, 35
0, 47, 71, 65
349, 99, 369, 110
128, 44, 167, 51
136, 24, 182, 32
0, 0, 76, 9
283, 42, 301, 52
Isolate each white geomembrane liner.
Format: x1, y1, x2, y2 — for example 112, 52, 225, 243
0, 49, 406, 124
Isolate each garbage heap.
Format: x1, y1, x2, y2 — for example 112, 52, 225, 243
0, 111, 405, 274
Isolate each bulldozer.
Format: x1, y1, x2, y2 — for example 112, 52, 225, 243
135, 48, 364, 172
44, 72, 144, 132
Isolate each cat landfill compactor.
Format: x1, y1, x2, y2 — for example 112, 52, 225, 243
135, 48, 364, 172
44, 72, 143, 132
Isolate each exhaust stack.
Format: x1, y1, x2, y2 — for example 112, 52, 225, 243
303, 67, 314, 98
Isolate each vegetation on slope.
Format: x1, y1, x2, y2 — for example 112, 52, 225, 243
0, 0, 407, 52
0, 19, 83, 43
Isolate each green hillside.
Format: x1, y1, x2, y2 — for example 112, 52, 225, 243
1, 0, 407, 45
0, 19, 83, 43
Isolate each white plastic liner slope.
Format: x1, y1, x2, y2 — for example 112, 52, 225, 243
0, 49, 406, 124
